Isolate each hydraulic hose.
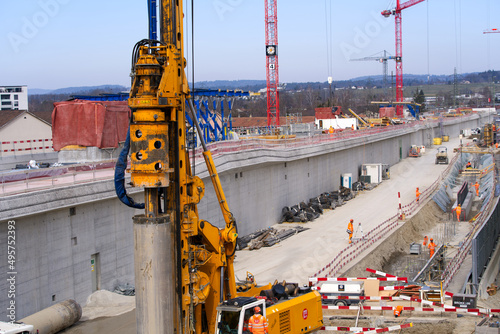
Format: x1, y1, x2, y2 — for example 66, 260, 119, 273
114, 128, 145, 209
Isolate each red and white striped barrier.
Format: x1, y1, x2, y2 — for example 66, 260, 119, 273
320, 293, 454, 303
320, 324, 414, 333
1, 139, 52, 153
315, 285, 406, 292
322, 295, 408, 301
355, 323, 413, 334
310, 276, 407, 283
366, 268, 396, 278
379, 286, 406, 291
320, 326, 376, 332
322, 304, 500, 315
398, 192, 403, 219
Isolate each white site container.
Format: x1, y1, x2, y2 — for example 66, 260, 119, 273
362, 164, 383, 184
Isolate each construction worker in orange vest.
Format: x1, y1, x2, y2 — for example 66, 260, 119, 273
423, 235, 428, 246
394, 305, 403, 318
416, 187, 421, 203
428, 238, 437, 258
351, 124, 354, 131
347, 219, 354, 244
474, 181, 480, 197
466, 161, 472, 169
248, 306, 268, 334
453, 204, 462, 222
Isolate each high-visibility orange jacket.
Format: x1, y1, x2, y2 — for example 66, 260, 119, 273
347, 222, 354, 234
423, 236, 428, 246
248, 314, 268, 334
454, 206, 462, 220
394, 305, 403, 317
416, 189, 421, 200
474, 183, 479, 195
428, 241, 436, 257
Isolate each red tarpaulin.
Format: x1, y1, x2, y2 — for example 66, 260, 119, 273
52, 100, 130, 151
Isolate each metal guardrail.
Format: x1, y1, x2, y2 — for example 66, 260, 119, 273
0, 114, 478, 197
0, 160, 119, 197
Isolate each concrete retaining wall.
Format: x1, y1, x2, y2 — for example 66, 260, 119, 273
0, 152, 58, 171
0, 115, 486, 320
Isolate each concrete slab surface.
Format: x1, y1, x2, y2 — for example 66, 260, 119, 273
233, 137, 465, 285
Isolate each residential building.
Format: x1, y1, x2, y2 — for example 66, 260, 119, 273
0, 85, 28, 110
0, 110, 53, 157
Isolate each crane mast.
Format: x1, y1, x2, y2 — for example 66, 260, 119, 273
128, 1, 238, 333
265, 0, 280, 128
382, 0, 425, 117
351, 50, 395, 100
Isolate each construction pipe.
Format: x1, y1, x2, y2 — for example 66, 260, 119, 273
134, 214, 175, 334
19, 299, 81, 334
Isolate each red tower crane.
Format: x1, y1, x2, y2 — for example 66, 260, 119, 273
382, 0, 425, 117
484, 28, 500, 34
265, 0, 280, 128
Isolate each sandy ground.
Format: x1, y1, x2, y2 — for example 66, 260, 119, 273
61, 136, 500, 333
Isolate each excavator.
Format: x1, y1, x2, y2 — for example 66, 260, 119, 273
115, 1, 323, 333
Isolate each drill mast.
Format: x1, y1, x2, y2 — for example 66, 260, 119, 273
128, 1, 237, 333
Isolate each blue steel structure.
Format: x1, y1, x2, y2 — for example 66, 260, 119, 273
148, 0, 157, 40
376, 102, 421, 119
72, 89, 250, 145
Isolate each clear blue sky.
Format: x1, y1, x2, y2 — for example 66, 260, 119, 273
1, 0, 499, 90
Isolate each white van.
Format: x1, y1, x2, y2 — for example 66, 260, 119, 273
0, 322, 33, 334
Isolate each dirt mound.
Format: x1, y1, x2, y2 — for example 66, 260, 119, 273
80, 290, 135, 321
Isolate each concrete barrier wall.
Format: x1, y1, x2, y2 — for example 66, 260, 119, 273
0, 152, 58, 171
197, 117, 482, 235
0, 189, 142, 319
0, 114, 486, 320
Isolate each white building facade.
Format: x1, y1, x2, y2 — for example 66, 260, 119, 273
0, 85, 28, 110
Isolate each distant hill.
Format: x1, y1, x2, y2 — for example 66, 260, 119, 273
193, 80, 267, 91
29, 85, 128, 95
28, 70, 500, 96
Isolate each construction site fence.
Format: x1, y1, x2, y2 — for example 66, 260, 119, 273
194, 115, 479, 161
441, 156, 497, 290
311, 148, 460, 280
0, 160, 118, 197
0, 138, 53, 157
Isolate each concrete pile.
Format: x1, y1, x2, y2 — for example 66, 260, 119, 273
237, 226, 308, 250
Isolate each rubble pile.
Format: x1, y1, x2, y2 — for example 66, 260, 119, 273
279, 187, 355, 223
237, 226, 309, 250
